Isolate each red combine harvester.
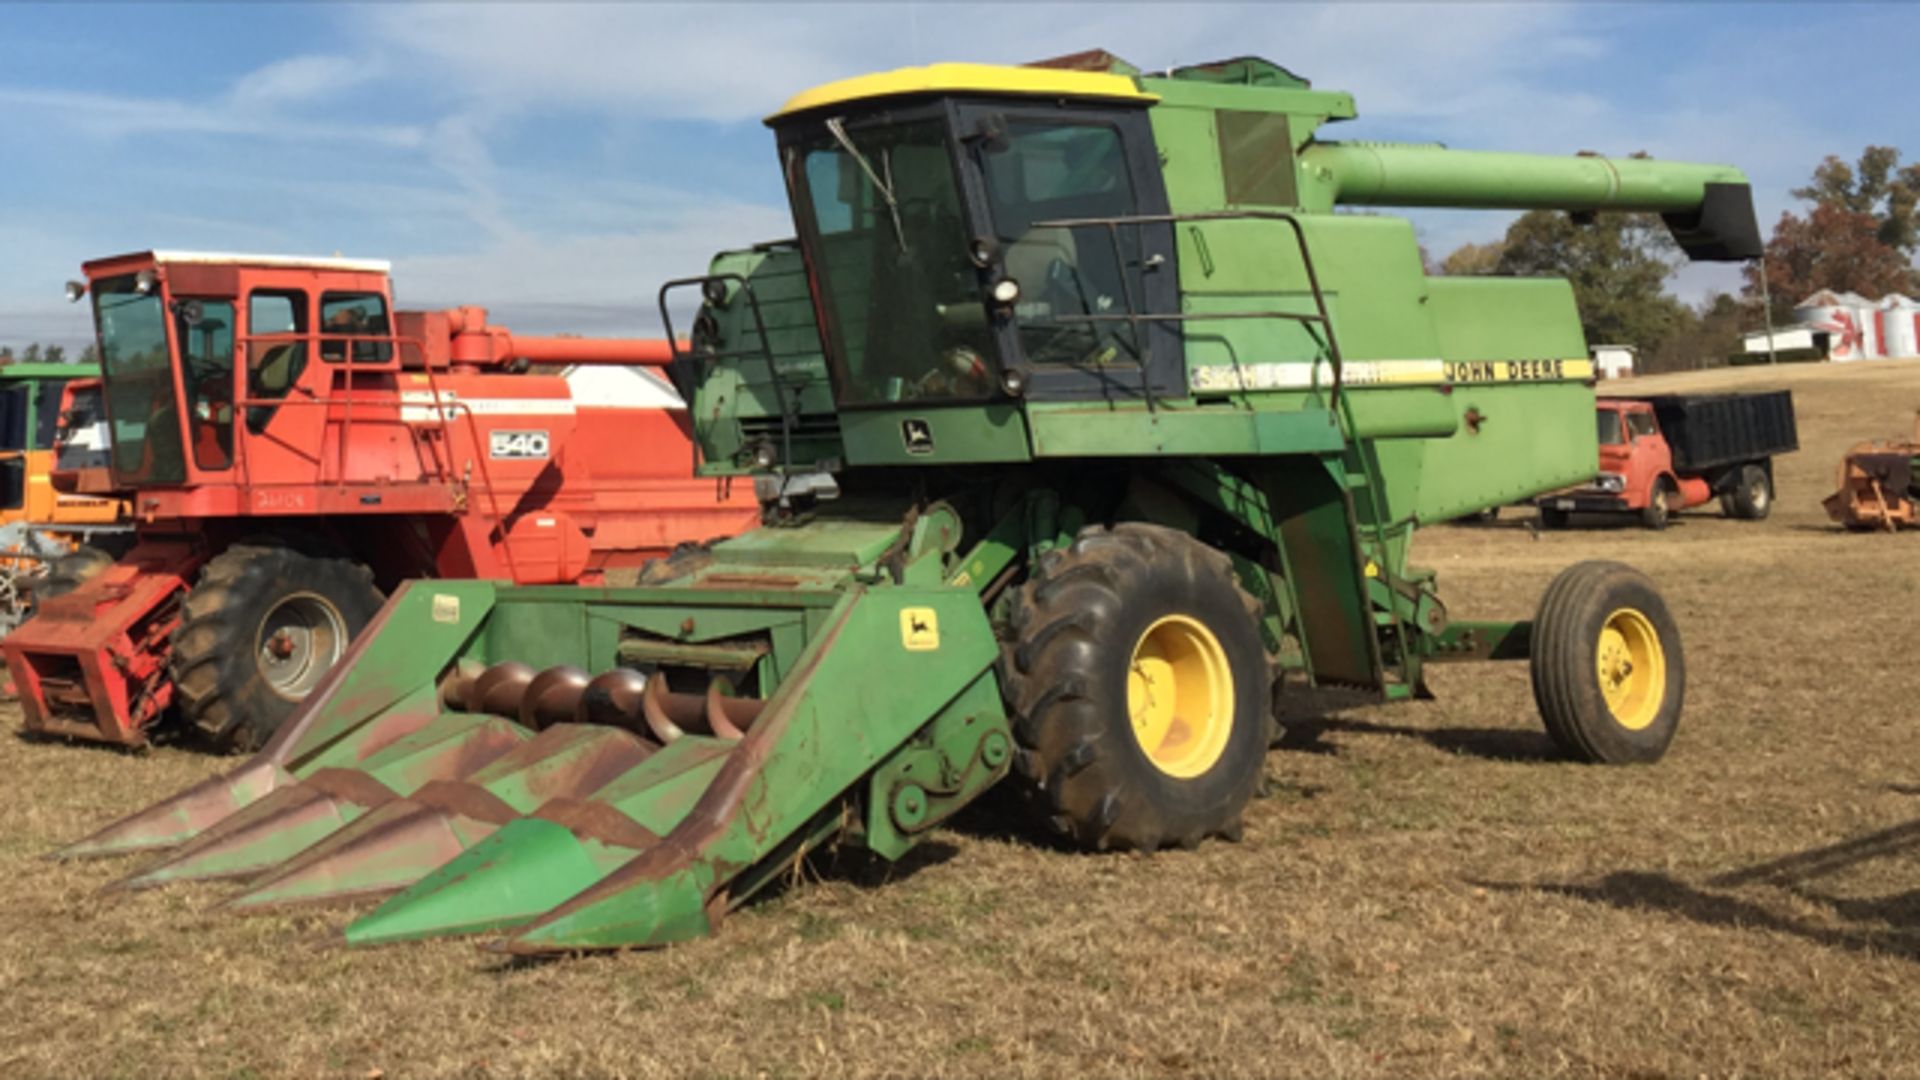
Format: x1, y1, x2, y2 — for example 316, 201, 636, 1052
4, 251, 761, 750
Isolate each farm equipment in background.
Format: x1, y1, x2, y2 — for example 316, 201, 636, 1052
1824, 412, 1920, 530
0, 365, 131, 635
1539, 392, 1798, 529
3, 252, 761, 751
61, 53, 1763, 955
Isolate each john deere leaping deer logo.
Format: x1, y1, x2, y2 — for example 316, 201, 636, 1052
901, 418, 935, 455
899, 606, 940, 651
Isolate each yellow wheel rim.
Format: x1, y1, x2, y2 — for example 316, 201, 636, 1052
1594, 607, 1666, 731
1126, 615, 1235, 778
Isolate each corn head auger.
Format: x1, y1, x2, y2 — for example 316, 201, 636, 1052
57, 53, 1764, 955
1824, 412, 1920, 531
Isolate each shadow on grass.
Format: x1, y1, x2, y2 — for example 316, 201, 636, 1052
1274, 686, 1559, 763
1280, 715, 1557, 762
13, 711, 230, 756
1481, 871, 1920, 963
1488, 816, 1920, 963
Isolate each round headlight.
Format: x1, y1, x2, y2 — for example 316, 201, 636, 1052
64, 280, 87, 303
989, 278, 1020, 305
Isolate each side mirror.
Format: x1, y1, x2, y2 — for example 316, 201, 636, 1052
966, 113, 1010, 154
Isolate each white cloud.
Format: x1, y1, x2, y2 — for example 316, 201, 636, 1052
0, 83, 423, 147
227, 53, 375, 107
392, 200, 797, 336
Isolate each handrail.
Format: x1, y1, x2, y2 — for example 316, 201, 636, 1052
1029, 209, 1414, 689
657, 273, 803, 476
1027, 209, 1347, 412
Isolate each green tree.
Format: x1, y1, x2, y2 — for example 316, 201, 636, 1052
79, 342, 99, 365
20, 343, 40, 363
1744, 204, 1920, 321
1438, 239, 1504, 277
1491, 209, 1691, 353
1791, 146, 1920, 254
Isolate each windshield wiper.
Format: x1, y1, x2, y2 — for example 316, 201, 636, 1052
825, 116, 907, 255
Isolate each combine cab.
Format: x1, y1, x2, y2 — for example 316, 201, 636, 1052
64, 54, 1764, 955
0, 365, 132, 635
1825, 412, 1920, 530
5, 252, 760, 749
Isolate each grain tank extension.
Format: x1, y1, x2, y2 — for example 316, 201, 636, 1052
65, 55, 1760, 956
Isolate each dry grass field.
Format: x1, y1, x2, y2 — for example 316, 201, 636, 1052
3, 360, 1919, 1078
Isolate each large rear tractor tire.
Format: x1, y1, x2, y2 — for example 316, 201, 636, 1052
1003, 523, 1273, 851
1720, 464, 1773, 521
169, 544, 383, 752
1530, 561, 1684, 764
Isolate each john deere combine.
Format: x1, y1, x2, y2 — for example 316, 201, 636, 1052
59, 54, 1761, 954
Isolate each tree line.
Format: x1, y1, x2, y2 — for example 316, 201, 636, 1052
1437, 146, 1920, 374
0, 343, 96, 365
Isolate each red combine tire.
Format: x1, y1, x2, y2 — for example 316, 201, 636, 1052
169, 543, 383, 752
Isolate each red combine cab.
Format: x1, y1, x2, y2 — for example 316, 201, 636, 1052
5, 251, 761, 750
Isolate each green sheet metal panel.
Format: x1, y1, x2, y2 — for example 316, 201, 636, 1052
1026, 401, 1345, 457
838, 404, 1033, 466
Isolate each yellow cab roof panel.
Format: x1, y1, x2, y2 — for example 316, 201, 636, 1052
767, 62, 1155, 123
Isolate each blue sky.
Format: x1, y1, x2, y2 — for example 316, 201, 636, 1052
3, 2, 1915, 353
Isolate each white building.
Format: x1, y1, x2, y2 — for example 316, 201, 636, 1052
1591, 344, 1636, 380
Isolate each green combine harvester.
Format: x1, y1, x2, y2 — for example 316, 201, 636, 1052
62, 54, 1760, 954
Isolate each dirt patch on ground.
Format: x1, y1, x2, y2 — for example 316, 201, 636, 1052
3, 361, 1919, 1078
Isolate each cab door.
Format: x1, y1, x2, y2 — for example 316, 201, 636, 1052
237, 288, 327, 496
954, 100, 1183, 401
174, 297, 239, 476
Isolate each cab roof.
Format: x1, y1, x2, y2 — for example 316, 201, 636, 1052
83, 250, 392, 275
766, 62, 1155, 123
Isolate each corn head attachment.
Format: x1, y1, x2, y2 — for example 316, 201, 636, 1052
71, 509, 1013, 952
1825, 413, 1920, 531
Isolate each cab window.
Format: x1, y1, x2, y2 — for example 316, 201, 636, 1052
177, 298, 236, 470
247, 291, 308, 432
1625, 411, 1658, 439
979, 121, 1141, 367
320, 292, 392, 363
1596, 410, 1625, 446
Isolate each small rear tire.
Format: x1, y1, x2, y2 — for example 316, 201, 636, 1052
1721, 464, 1772, 521
1003, 523, 1273, 851
170, 543, 383, 752
1530, 560, 1684, 764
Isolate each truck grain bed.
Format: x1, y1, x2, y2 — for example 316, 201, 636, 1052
1632, 390, 1798, 472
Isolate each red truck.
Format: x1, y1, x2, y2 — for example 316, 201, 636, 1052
1539, 391, 1797, 529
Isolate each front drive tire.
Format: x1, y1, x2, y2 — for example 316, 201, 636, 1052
1530, 560, 1684, 764
169, 543, 384, 752
1641, 477, 1674, 530
1003, 523, 1272, 852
